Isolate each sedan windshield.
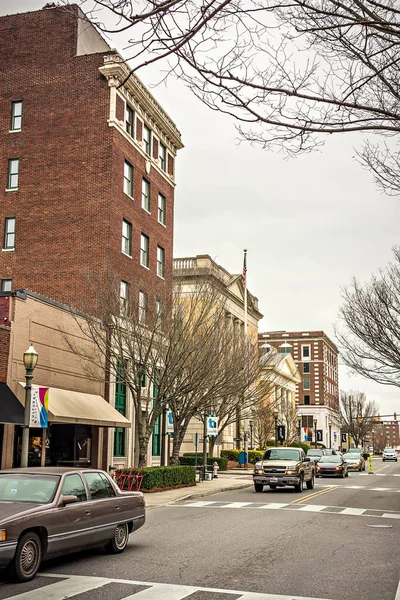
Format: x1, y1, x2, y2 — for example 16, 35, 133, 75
319, 456, 341, 463
343, 454, 359, 460
262, 449, 301, 461
0, 474, 60, 503
307, 450, 323, 457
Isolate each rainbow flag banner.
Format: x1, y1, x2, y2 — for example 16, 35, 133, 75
29, 387, 49, 428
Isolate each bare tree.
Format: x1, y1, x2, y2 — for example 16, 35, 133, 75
72, 0, 400, 196
340, 390, 378, 447
336, 247, 400, 388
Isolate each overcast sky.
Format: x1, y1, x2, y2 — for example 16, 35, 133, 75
3, 0, 400, 416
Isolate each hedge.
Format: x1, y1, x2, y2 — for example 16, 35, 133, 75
180, 455, 228, 470
116, 466, 196, 491
220, 450, 263, 464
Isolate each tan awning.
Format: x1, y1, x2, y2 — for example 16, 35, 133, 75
17, 384, 130, 428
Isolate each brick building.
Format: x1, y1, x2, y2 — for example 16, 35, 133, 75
0, 5, 182, 469
373, 421, 400, 452
259, 331, 340, 449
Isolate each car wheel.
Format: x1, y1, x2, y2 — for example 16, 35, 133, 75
294, 475, 303, 493
10, 531, 42, 582
254, 483, 264, 493
106, 523, 129, 554
306, 474, 314, 490
269, 485, 277, 490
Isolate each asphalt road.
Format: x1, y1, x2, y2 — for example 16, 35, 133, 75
0, 458, 399, 600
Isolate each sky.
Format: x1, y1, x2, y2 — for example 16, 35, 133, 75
2, 0, 400, 416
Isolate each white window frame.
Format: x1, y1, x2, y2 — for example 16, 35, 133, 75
140, 233, 149, 268
159, 143, 166, 171
139, 290, 148, 323
124, 160, 133, 197
158, 193, 166, 225
121, 219, 132, 256
143, 125, 151, 155
303, 377, 311, 390
142, 178, 150, 212
4, 217, 16, 250
126, 105, 134, 137
7, 159, 19, 190
157, 245, 165, 279
120, 280, 130, 307
1, 279, 12, 292
10, 101, 22, 132
302, 345, 311, 360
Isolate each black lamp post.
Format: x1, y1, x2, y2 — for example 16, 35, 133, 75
328, 420, 332, 449
273, 409, 279, 446
21, 344, 39, 468
249, 420, 253, 450
313, 418, 317, 449
372, 428, 375, 453
298, 417, 302, 442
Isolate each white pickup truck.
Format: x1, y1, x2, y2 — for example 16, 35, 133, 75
253, 447, 314, 493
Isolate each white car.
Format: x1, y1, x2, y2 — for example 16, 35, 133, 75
382, 448, 397, 461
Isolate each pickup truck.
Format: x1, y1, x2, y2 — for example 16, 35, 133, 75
253, 447, 314, 493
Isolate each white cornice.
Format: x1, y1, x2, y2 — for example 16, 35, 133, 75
99, 55, 184, 151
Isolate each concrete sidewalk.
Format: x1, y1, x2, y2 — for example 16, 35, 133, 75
144, 471, 253, 509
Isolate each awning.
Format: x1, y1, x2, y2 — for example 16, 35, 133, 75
0, 383, 24, 424
18, 384, 130, 428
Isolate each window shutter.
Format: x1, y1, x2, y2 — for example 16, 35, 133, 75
153, 138, 159, 160
136, 118, 143, 142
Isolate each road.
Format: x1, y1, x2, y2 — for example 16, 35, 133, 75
0, 458, 399, 600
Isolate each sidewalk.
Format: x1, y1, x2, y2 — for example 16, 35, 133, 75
144, 470, 253, 509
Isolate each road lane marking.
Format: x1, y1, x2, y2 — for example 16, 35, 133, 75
257, 502, 289, 509
290, 486, 336, 504
8, 576, 111, 600
374, 465, 391, 474
340, 507, 366, 516
382, 513, 400, 519
297, 504, 326, 512
217, 501, 251, 508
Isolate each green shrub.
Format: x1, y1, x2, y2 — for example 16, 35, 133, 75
180, 455, 228, 470
291, 441, 311, 453
220, 449, 240, 461
220, 449, 263, 464
116, 466, 196, 490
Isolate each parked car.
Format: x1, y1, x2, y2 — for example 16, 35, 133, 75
0, 467, 146, 582
315, 455, 349, 478
343, 452, 365, 471
383, 448, 398, 461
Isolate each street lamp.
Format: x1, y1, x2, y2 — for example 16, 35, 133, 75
21, 344, 39, 468
372, 428, 375, 453
298, 416, 302, 442
249, 420, 253, 450
313, 418, 317, 449
273, 409, 279, 446
328, 420, 332, 449
357, 416, 362, 448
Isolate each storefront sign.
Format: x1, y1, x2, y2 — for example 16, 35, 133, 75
30, 387, 49, 428
206, 416, 219, 437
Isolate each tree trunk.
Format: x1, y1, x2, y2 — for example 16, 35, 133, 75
170, 431, 184, 465
208, 436, 216, 457
136, 417, 150, 468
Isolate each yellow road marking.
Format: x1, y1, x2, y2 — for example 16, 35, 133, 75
290, 485, 336, 504
374, 464, 390, 474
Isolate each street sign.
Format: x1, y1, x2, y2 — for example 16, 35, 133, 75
316, 430, 323, 442
277, 425, 285, 442
206, 416, 219, 437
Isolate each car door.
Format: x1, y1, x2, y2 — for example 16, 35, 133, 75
47, 473, 93, 555
83, 471, 124, 545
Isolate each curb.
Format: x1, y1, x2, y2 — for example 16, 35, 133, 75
146, 482, 253, 510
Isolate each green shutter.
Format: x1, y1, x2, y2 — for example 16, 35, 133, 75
152, 375, 160, 456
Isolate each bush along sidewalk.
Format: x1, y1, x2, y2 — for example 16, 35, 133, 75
180, 455, 228, 470
221, 450, 263, 464
116, 466, 196, 492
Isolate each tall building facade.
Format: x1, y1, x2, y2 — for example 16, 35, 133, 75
259, 331, 340, 449
0, 5, 182, 469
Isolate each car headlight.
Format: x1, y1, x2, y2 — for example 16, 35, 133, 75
335, 466, 342, 471
254, 469, 264, 475
255, 463, 262, 470
285, 469, 297, 475
316, 466, 321, 470
0, 530, 7, 541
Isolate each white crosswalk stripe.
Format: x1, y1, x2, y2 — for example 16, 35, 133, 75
170, 500, 400, 520
315, 484, 400, 492
9, 574, 335, 600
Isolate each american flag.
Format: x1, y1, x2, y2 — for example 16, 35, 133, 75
242, 250, 247, 287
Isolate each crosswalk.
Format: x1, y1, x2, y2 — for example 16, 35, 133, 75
170, 499, 400, 520
315, 483, 400, 492
0, 573, 335, 600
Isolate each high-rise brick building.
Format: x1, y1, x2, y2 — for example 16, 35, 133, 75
259, 330, 340, 449
0, 4, 183, 311
0, 4, 182, 470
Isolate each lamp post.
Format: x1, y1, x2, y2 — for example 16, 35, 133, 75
357, 416, 362, 448
249, 420, 253, 450
313, 418, 317, 449
298, 417, 302, 442
372, 428, 375, 453
21, 344, 39, 468
273, 409, 279, 446
328, 420, 332, 449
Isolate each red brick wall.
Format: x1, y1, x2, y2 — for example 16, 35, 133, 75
0, 321, 11, 383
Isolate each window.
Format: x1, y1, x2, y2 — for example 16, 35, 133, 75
1, 279, 12, 292
114, 363, 127, 457
302, 345, 310, 360
61, 474, 87, 502
83, 472, 115, 499
4, 218, 16, 250
124, 160, 133, 197
126, 105, 134, 137
303, 363, 310, 374
157, 245, 165, 278
139, 290, 148, 323
303, 378, 310, 390
142, 178, 150, 212
304, 395, 311, 405
10, 101, 22, 131
159, 143, 166, 171
121, 219, 132, 256
156, 299, 163, 327
140, 233, 149, 267
302, 415, 313, 428
120, 280, 130, 307
143, 125, 151, 154
158, 193, 166, 225
7, 159, 19, 190
114, 428, 126, 457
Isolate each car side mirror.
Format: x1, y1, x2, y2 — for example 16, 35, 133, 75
58, 495, 79, 507
303, 457, 310, 462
